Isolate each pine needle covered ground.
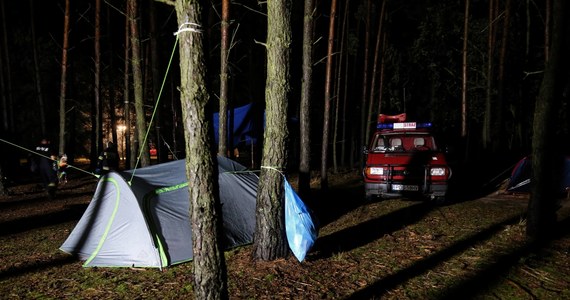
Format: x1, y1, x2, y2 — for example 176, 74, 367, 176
1, 171, 569, 299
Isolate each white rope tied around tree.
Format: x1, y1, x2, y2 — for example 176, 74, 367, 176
261, 165, 285, 178
174, 22, 203, 35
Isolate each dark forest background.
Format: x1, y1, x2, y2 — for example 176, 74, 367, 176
0, 0, 568, 183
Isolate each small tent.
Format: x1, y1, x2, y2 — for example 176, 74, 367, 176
507, 156, 570, 193
60, 156, 316, 268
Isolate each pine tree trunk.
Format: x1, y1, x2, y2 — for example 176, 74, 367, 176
377, 33, 386, 115
320, 0, 337, 190
123, 2, 132, 170
58, 0, 70, 155
0, 164, 5, 195
483, 0, 496, 150
253, 0, 291, 261
30, 0, 46, 137
218, 0, 230, 157
174, 0, 228, 298
365, 0, 386, 144
332, 0, 348, 173
339, 2, 350, 168
149, 0, 162, 163
107, 6, 118, 149
545, 0, 551, 62
94, 0, 101, 157
461, 0, 469, 138
497, 0, 512, 150
1, 0, 14, 132
527, 0, 568, 242
359, 0, 371, 153
349, 6, 362, 168
130, 0, 150, 167
0, 44, 6, 133
298, 0, 315, 196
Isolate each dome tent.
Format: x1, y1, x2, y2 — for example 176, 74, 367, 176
60, 156, 316, 268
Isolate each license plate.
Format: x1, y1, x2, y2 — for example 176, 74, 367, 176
392, 184, 419, 191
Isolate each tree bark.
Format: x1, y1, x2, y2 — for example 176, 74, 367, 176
253, 0, 291, 261
149, 0, 162, 163
483, 0, 496, 150
0, 0, 14, 132
365, 0, 386, 144
320, 0, 337, 190
124, 0, 132, 170
173, 0, 228, 298
339, 1, 350, 168
0, 164, 5, 195
58, 0, 70, 155
298, 0, 315, 197
461, 0, 469, 138
94, 0, 101, 156
130, 0, 150, 167
359, 0, 371, 152
527, 0, 568, 242
218, 0, 230, 157
332, 0, 348, 174
545, 0, 551, 62
497, 0, 512, 150
0, 39, 6, 133
30, 0, 46, 137
107, 5, 118, 149
377, 33, 386, 115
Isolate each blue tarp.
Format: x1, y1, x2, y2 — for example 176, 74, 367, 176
284, 179, 317, 262
213, 103, 258, 146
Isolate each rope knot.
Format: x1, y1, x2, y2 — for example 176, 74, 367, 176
174, 22, 203, 35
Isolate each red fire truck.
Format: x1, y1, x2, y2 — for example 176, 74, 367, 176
363, 113, 452, 202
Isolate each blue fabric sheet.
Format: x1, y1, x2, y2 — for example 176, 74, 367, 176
213, 103, 257, 146
284, 179, 317, 262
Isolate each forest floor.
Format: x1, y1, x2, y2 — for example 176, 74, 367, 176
1, 166, 570, 299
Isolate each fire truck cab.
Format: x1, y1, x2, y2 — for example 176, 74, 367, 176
363, 113, 451, 202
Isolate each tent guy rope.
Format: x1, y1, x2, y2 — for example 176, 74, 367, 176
128, 32, 179, 184
0, 138, 100, 178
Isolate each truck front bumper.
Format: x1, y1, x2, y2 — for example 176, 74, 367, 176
365, 182, 447, 199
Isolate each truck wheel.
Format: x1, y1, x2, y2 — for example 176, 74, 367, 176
432, 196, 446, 205
365, 194, 378, 202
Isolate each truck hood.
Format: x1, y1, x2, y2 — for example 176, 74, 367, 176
366, 152, 448, 166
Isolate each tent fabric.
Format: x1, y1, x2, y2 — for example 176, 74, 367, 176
60, 156, 317, 268
60, 156, 258, 268
507, 156, 570, 193
63, 172, 163, 267
213, 103, 258, 146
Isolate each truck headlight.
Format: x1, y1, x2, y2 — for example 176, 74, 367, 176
369, 167, 384, 175
430, 167, 446, 176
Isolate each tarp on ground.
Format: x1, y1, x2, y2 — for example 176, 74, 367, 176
60, 156, 317, 268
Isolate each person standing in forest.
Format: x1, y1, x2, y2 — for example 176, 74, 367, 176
33, 138, 58, 199
96, 141, 119, 174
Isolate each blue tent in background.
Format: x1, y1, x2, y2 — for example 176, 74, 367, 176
213, 103, 259, 147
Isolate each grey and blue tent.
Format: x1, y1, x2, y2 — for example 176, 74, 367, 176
60, 156, 259, 268
60, 156, 317, 268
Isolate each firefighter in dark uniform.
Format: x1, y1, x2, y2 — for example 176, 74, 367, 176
97, 141, 119, 174
34, 138, 58, 199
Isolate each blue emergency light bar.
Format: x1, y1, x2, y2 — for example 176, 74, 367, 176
377, 122, 433, 130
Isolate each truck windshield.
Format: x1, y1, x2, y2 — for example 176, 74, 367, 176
370, 133, 437, 152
